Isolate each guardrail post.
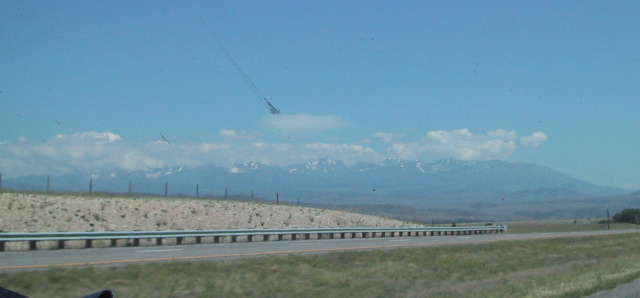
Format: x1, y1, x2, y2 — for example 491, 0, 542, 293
213, 236, 219, 243
247, 235, 253, 242
177, 237, 183, 245
362, 232, 367, 238
352, 232, 356, 238
391, 232, 395, 237
330, 233, 334, 239
231, 235, 237, 243
29, 241, 37, 250
58, 240, 65, 249
0, 241, 4, 252
399, 232, 404, 237
196, 236, 202, 244
340, 233, 345, 239
277, 234, 283, 241
263, 235, 269, 241
291, 234, 297, 241
133, 239, 140, 246
305, 233, 310, 240
110, 239, 117, 247
156, 238, 162, 246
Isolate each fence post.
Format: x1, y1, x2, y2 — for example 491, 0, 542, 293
225, 187, 228, 199
276, 192, 279, 204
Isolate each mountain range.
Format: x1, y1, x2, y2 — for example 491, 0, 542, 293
4, 158, 637, 221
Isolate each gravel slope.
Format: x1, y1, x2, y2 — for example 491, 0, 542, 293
0, 192, 412, 233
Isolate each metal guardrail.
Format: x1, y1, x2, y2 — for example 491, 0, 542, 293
0, 225, 507, 251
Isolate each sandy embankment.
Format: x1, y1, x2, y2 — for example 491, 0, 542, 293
0, 193, 413, 250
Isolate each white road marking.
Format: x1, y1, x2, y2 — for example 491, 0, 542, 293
135, 249, 184, 253
288, 242, 319, 246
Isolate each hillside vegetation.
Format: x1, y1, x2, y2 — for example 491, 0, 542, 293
0, 192, 412, 233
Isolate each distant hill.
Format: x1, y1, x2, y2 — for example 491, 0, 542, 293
4, 158, 633, 221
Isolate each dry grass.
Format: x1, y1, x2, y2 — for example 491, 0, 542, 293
2, 233, 640, 297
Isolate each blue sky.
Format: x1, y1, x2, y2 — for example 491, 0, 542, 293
1, 1, 639, 189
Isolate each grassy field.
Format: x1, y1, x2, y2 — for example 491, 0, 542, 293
2, 232, 640, 297
504, 219, 639, 233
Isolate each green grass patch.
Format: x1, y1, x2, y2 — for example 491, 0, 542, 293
3, 233, 640, 297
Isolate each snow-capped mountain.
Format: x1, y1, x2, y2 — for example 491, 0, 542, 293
4, 158, 629, 207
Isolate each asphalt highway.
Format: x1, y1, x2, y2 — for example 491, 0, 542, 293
2, 229, 638, 271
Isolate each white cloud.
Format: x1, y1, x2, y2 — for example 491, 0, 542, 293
262, 114, 350, 134
387, 129, 522, 161
389, 143, 421, 160
421, 128, 518, 160
218, 129, 255, 140
521, 131, 548, 149
52, 132, 122, 143
372, 132, 399, 143
0, 132, 379, 178
0, 129, 547, 178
